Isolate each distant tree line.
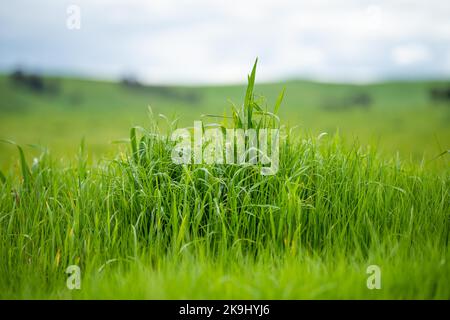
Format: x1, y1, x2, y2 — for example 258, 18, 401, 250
429, 86, 450, 103
9, 69, 59, 94
120, 75, 201, 104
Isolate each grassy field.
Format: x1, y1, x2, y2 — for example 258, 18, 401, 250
0, 66, 449, 299
1, 73, 449, 169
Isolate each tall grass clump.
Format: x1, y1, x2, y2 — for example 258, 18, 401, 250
0, 60, 448, 299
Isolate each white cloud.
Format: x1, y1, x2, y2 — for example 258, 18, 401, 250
391, 44, 432, 65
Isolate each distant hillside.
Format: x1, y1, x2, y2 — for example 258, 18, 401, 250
0, 73, 449, 168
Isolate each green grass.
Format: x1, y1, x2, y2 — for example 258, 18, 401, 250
0, 63, 449, 299
1, 73, 449, 169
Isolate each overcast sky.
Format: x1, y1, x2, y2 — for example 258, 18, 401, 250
1, 0, 449, 84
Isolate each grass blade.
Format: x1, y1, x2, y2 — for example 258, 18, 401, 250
130, 127, 138, 164
245, 58, 258, 128
274, 87, 285, 114
0, 139, 31, 185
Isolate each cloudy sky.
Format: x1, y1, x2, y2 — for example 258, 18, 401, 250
1, 0, 449, 84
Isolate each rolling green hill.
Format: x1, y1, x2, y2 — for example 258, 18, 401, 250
1, 74, 449, 169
